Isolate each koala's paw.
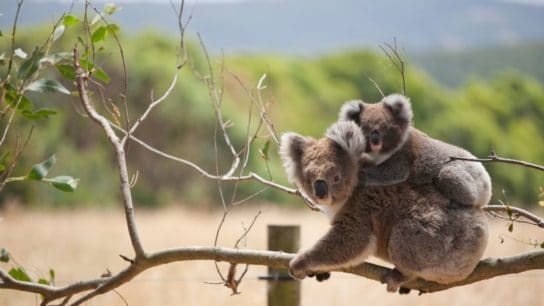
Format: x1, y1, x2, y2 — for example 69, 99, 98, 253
380, 269, 406, 293
289, 255, 309, 280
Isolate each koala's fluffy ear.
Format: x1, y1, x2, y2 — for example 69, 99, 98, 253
326, 121, 366, 159
338, 100, 364, 125
382, 94, 413, 124
279, 132, 311, 184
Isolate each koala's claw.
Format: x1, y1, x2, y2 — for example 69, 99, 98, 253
315, 272, 331, 282
398, 287, 411, 294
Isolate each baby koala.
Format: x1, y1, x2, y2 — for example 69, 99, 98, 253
339, 94, 492, 208
279, 121, 488, 292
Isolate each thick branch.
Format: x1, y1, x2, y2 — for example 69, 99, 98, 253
74, 48, 145, 259
401, 249, 544, 293
0, 269, 106, 303
3, 247, 544, 305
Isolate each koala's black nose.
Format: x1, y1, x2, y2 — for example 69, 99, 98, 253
314, 180, 328, 199
370, 130, 381, 145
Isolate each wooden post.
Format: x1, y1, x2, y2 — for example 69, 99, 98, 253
266, 225, 300, 306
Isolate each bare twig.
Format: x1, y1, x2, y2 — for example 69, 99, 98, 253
234, 210, 261, 249
197, 33, 240, 177
366, 75, 385, 98
122, 0, 189, 146
121, 71, 179, 146
484, 205, 544, 228
379, 38, 406, 95
0, 126, 33, 191
109, 121, 300, 194
212, 211, 229, 282
87, 2, 130, 133
255, 74, 280, 144
450, 152, 544, 172
5, 0, 24, 78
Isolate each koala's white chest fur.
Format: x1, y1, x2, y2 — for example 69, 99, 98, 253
317, 202, 343, 221
363, 151, 393, 167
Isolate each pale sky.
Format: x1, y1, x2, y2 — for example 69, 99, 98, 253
27, 0, 544, 4
31, 0, 249, 3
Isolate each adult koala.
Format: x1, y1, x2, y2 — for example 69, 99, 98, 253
279, 121, 488, 292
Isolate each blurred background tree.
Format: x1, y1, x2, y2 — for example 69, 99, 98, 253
1, 0, 543, 209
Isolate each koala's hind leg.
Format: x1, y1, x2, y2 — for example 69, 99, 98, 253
435, 164, 479, 207
381, 268, 415, 293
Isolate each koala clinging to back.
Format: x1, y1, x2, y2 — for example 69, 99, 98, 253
338, 94, 492, 208
279, 121, 488, 292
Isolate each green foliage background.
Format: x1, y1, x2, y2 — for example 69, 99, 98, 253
2, 26, 544, 209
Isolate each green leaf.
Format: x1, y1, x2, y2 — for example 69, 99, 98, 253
26, 79, 70, 95
8, 267, 32, 282
49, 176, 79, 192
0, 164, 5, 172
63, 15, 80, 26
508, 223, 513, 232
16, 47, 44, 79
38, 278, 50, 285
506, 206, 513, 218
91, 26, 107, 43
14, 48, 27, 59
4, 84, 34, 112
21, 109, 57, 120
52, 24, 65, 41
27, 155, 56, 180
106, 24, 120, 35
259, 140, 271, 161
0, 248, 9, 263
79, 59, 94, 71
93, 68, 110, 83
49, 269, 55, 285
77, 35, 85, 46
56, 64, 76, 80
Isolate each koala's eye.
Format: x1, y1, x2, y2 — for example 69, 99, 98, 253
333, 175, 340, 183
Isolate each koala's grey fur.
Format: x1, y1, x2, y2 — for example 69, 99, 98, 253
279, 121, 488, 292
339, 94, 492, 208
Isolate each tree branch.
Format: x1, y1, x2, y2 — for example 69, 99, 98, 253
73, 47, 145, 259
484, 205, 544, 228
401, 249, 544, 293
450, 153, 544, 172
3, 247, 544, 304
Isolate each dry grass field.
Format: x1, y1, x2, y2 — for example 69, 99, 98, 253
1, 205, 543, 306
